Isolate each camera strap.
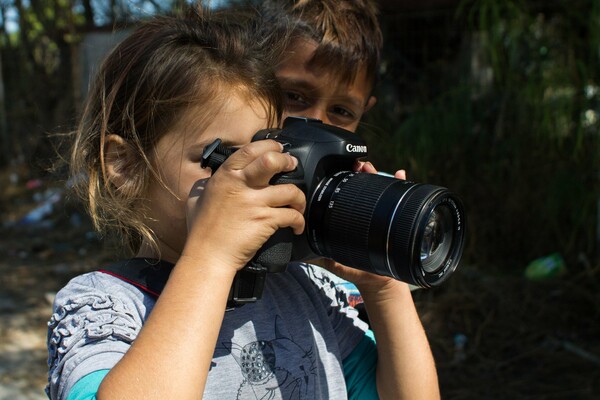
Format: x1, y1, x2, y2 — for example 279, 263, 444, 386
98, 258, 268, 309
98, 258, 173, 298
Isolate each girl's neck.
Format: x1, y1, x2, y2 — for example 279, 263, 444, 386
136, 240, 179, 264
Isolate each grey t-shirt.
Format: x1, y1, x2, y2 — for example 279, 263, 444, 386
47, 262, 369, 400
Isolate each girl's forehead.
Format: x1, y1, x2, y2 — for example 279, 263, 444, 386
162, 92, 274, 147
185, 84, 274, 121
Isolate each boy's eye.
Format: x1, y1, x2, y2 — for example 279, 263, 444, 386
331, 106, 356, 119
284, 91, 309, 107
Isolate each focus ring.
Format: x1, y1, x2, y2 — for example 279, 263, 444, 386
390, 184, 441, 285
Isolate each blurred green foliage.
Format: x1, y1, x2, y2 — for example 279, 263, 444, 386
0, 0, 193, 167
361, 0, 600, 272
0, 0, 598, 272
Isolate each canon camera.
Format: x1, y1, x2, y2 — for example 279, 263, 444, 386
201, 117, 466, 306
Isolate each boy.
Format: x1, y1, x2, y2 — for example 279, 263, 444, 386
263, 0, 382, 132
262, 0, 413, 311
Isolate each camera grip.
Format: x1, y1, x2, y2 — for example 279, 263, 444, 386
248, 228, 293, 273
228, 228, 292, 307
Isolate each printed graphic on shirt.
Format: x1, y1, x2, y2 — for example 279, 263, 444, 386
221, 315, 317, 399
306, 264, 363, 307
334, 281, 363, 308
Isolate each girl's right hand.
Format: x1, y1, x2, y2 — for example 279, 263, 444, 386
182, 139, 306, 276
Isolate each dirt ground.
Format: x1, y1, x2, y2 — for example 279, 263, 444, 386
1, 166, 599, 400
0, 166, 114, 400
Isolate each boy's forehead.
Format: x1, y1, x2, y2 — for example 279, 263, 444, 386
284, 39, 364, 78
277, 40, 373, 103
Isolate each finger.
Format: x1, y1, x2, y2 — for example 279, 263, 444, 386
255, 183, 306, 213
242, 151, 298, 187
223, 139, 284, 170
269, 207, 305, 235
395, 169, 406, 180
355, 160, 378, 174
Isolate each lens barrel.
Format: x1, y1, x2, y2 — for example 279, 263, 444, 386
307, 171, 465, 288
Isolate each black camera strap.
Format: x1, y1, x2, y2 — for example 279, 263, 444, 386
98, 258, 268, 309
98, 258, 173, 298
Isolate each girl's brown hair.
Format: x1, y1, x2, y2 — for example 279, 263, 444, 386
70, 10, 287, 253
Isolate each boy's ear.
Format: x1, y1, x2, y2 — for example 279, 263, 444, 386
104, 134, 136, 189
364, 95, 377, 114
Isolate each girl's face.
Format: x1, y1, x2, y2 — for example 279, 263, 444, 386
140, 93, 271, 261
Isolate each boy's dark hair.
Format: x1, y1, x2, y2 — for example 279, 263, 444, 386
261, 0, 383, 86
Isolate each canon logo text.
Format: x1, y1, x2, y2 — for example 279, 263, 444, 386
346, 144, 367, 153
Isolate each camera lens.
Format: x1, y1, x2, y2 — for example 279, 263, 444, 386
420, 205, 454, 273
306, 171, 465, 288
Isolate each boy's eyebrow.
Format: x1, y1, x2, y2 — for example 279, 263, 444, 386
278, 76, 365, 108
278, 76, 318, 91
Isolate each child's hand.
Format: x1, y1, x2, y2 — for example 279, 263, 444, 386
183, 139, 306, 276
356, 160, 406, 180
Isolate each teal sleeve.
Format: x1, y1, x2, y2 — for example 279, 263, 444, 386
65, 369, 110, 400
342, 329, 379, 400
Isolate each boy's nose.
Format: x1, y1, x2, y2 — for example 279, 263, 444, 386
302, 106, 330, 125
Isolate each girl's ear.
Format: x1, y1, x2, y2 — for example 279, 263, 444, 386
104, 134, 136, 189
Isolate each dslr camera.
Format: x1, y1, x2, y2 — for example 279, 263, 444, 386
201, 117, 466, 306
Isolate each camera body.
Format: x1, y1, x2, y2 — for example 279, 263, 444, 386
254, 117, 372, 263
202, 116, 466, 307
202, 116, 369, 266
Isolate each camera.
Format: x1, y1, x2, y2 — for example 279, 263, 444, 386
202, 117, 466, 306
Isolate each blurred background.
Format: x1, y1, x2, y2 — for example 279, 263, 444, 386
0, 0, 598, 399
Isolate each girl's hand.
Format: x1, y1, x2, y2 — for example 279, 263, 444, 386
182, 139, 306, 275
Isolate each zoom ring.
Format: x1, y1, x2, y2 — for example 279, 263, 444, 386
325, 173, 397, 268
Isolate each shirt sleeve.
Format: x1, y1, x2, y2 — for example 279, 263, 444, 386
65, 369, 109, 400
343, 329, 379, 399
46, 272, 147, 400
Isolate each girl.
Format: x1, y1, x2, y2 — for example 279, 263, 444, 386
47, 10, 439, 400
